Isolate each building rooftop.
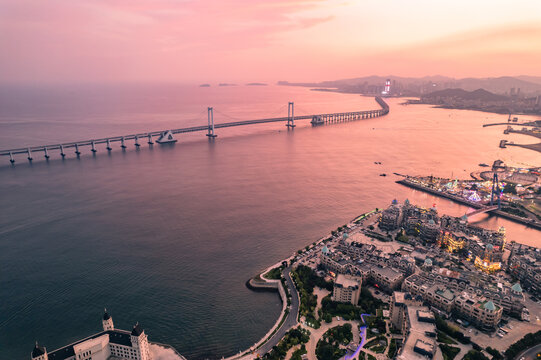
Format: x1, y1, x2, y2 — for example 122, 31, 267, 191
45, 329, 134, 360
32, 343, 46, 357
435, 288, 456, 301
398, 305, 437, 360
483, 301, 496, 311
335, 274, 360, 289
511, 283, 523, 293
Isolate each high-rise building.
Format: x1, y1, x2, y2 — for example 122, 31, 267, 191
382, 79, 391, 95
332, 274, 362, 304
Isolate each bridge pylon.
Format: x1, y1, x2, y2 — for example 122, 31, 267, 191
206, 107, 217, 138
490, 173, 501, 209
287, 102, 296, 128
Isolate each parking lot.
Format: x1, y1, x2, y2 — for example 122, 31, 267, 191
467, 315, 541, 352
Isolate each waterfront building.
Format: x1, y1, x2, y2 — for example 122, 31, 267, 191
321, 252, 349, 274
320, 252, 405, 292
440, 216, 506, 249
419, 220, 440, 242
31, 311, 154, 360
403, 273, 514, 328
437, 231, 466, 253
403, 275, 456, 313
474, 244, 502, 274
454, 294, 503, 331
381, 200, 440, 239
332, 274, 362, 304
507, 244, 541, 296
379, 200, 402, 230
369, 265, 404, 291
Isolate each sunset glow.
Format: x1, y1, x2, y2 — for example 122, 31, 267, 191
2, 0, 541, 84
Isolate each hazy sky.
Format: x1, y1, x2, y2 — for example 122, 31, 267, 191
1, 0, 541, 84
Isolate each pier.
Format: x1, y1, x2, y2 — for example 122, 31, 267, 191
397, 178, 541, 230
1, 97, 389, 164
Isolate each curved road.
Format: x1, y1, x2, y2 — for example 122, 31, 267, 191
515, 344, 541, 360
257, 267, 300, 355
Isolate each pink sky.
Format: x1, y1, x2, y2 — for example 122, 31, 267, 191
1, 0, 541, 84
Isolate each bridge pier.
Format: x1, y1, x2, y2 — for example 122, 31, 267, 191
206, 107, 217, 138
0, 97, 390, 163
490, 173, 502, 209
286, 102, 295, 128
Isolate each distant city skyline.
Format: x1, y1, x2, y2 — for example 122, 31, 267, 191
1, 0, 541, 84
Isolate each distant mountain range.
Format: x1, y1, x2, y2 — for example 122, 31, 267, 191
279, 75, 541, 95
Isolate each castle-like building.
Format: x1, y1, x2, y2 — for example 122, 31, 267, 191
31, 310, 152, 360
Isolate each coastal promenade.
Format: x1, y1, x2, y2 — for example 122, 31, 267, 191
397, 178, 541, 230
256, 267, 299, 355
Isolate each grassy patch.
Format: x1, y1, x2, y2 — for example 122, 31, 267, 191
315, 324, 352, 360
437, 331, 458, 345
264, 266, 283, 280
439, 344, 460, 360
262, 326, 310, 360
388, 338, 397, 358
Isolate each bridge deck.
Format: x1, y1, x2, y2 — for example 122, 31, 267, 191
1, 98, 389, 156
466, 205, 499, 217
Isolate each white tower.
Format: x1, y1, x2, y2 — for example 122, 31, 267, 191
31, 342, 48, 360
102, 309, 114, 331
131, 323, 152, 360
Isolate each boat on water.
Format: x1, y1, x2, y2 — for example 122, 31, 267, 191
156, 130, 178, 144
311, 115, 324, 125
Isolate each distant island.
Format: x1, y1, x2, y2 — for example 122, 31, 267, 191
246, 82, 267, 86
199, 83, 211, 87
219, 83, 237, 87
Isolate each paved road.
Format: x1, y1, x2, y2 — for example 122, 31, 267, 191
515, 343, 541, 360
257, 267, 300, 355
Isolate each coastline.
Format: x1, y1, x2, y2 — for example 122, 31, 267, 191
231, 210, 378, 359
225, 262, 290, 359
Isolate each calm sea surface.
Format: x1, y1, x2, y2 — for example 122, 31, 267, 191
0, 84, 540, 359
